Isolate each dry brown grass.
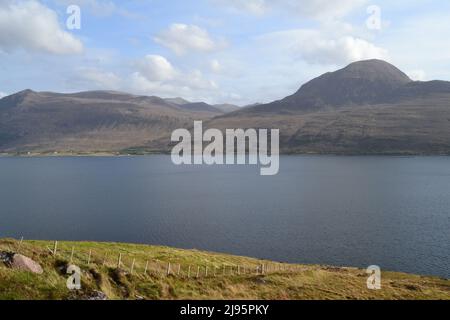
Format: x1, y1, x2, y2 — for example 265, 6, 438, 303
0, 239, 449, 300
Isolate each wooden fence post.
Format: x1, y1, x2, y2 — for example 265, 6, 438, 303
196, 266, 200, 278
117, 253, 122, 268
87, 250, 92, 265
188, 265, 191, 278
144, 261, 149, 275
177, 264, 181, 276
167, 262, 171, 276
130, 259, 135, 274
53, 241, 58, 256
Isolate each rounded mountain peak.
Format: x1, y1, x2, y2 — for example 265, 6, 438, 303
285, 60, 413, 109
336, 59, 411, 85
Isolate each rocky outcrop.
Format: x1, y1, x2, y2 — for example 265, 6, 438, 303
88, 291, 108, 300
1, 252, 44, 274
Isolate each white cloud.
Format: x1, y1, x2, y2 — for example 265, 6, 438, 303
216, 0, 367, 19
75, 67, 122, 89
129, 55, 219, 101
284, 0, 367, 19
134, 55, 176, 82
258, 29, 388, 65
220, 0, 266, 15
300, 35, 388, 65
154, 23, 226, 55
128, 72, 218, 102
128, 72, 179, 97
185, 70, 219, 90
59, 53, 224, 102
379, 12, 450, 81
0, 0, 83, 54
210, 59, 222, 73
408, 70, 426, 81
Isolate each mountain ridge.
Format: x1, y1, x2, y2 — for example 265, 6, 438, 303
0, 89, 228, 152
1, 59, 450, 154
226, 59, 450, 116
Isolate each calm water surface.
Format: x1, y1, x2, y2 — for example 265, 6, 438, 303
0, 156, 449, 278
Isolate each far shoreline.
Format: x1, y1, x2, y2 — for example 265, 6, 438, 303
1, 151, 450, 158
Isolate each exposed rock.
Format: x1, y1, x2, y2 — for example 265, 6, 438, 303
8, 254, 44, 274
0, 251, 14, 264
88, 291, 108, 300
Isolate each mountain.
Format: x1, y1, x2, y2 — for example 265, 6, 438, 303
213, 103, 241, 113
0, 90, 223, 153
204, 60, 450, 154
176, 102, 224, 114
163, 97, 241, 114
232, 59, 450, 115
2, 60, 450, 155
163, 97, 191, 105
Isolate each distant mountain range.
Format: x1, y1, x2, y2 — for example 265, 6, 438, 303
1, 59, 450, 154
0, 89, 239, 153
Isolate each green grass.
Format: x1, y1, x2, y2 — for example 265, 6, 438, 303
0, 238, 449, 300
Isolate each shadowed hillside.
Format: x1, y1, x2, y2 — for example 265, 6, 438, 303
0, 90, 226, 153
1, 60, 450, 155
198, 60, 450, 154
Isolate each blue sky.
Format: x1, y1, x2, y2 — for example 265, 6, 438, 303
1, 0, 450, 105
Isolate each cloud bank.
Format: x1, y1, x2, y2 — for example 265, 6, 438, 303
0, 0, 83, 54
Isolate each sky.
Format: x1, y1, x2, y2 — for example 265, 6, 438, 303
1, 0, 450, 105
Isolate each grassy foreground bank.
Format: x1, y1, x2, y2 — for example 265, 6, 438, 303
0, 239, 449, 300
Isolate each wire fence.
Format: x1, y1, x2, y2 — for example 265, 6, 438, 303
3, 238, 304, 280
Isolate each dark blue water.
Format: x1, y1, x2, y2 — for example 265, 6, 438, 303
0, 156, 449, 278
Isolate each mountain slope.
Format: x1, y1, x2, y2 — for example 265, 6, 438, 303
177, 102, 224, 114
163, 97, 240, 114
201, 60, 450, 154
284, 59, 412, 109
231, 59, 449, 115
2, 60, 450, 155
213, 103, 241, 113
0, 90, 220, 153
